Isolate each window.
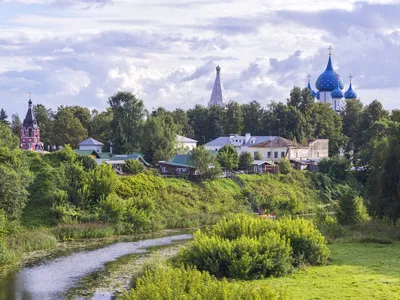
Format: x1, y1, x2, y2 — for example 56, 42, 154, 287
274, 152, 278, 158
316, 152, 320, 158
267, 152, 271, 158
281, 152, 285, 158
28, 128, 32, 137
296, 152, 298, 158
161, 167, 166, 173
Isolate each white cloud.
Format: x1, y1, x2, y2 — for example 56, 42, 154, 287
0, 0, 399, 118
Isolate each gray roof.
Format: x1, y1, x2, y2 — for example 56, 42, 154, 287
205, 136, 276, 147
208, 65, 226, 107
79, 138, 104, 146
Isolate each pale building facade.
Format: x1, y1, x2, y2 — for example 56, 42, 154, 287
176, 135, 197, 153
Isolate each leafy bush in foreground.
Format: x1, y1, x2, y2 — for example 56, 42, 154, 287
179, 214, 329, 278
179, 231, 293, 279
210, 214, 330, 265
121, 265, 284, 300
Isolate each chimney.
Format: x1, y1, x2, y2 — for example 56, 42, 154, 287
245, 133, 251, 143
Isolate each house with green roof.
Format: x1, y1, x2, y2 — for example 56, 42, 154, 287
158, 154, 197, 175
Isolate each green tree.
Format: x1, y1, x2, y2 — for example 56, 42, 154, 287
254, 151, 263, 160
217, 144, 239, 171
0, 123, 19, 150
189, 146, 221, 179
108, 92, 146, 153
172, 108, 194, 138
318, 157, 350, 181
241, 101, 264, 136
0, 147, 33, 219
10, 114, 22, 137
89, 109, 113, 150
368, 122, 400, 225
207, 105, 225, 141
278, 158, 292, 174
141, 113, 177, 164
340, 99, 364, 163
224, 101, 243, 135
238, 151, 253, 171
187, 105, 209, 144
33, 104, 53, 146
0, 109, 9, 125
336, 187, 369, 225
52, 107, 88, 148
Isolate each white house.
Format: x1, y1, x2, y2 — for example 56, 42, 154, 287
176, 135, 197, 153
249, 137, 329, 161
204, 133, 275, 157
78, 138, 104, 153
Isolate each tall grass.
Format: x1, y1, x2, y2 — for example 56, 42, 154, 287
49, 223, 116, 241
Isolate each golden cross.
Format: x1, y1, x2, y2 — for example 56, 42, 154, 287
349, 75, 353, 83
328, 45, 333, 56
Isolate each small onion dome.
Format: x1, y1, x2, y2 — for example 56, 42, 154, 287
307, 81, 316, 98
316, 91, 320, 100
315, 55, 344, 92
331, 83, 344, 99
344, 82, 357, 99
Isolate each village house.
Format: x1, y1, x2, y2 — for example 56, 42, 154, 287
78, 138, 104, 153
158, 154, 197, 175
176, 135, 197, 153
204, 133, 276, 157
249, 137, 329, 161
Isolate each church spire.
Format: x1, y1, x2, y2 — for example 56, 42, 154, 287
208, 65, 226, 107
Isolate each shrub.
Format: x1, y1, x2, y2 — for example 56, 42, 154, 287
100, 193, 155, 233
122, 159, 145, 175
121, 265, 283, 300
278, 158, 292, 174
207, 214, 329, 266
318, 156, 350, 181
179, 231, 293, 279
314, 208, 345, 240
337, 191, 370, 225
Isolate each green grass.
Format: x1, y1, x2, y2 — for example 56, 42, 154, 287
247, 243, 400, 299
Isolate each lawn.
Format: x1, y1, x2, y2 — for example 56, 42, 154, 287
249, 243, 400, 300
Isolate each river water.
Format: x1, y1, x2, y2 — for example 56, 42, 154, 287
0, 234, 192, 300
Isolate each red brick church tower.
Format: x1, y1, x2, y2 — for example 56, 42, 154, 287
20, 95, 43, 151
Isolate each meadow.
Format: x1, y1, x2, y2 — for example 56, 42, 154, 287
251, 242, 400, 299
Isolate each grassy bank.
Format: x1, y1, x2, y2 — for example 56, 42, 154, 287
249, 242, 400, 299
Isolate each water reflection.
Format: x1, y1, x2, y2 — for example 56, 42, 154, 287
1, 234, 191, 300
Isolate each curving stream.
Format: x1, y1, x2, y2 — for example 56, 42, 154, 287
1, 234, 192, 300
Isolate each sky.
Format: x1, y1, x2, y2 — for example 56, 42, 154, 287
0, 0, 399, 118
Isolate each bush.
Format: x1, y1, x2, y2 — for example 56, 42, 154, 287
208, 214, 329, 266
179, 231, 293, 279
314, 208, 345, 240
337, 191, 370, 225
122, 159, 145, 175
278, 158, 292, 174
318, 156, 350, 181
100, 193, 155, 233
179, 214, 329, 280
121, 264, 283, 300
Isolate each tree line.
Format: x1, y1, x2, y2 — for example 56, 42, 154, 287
1, 87, 387, 164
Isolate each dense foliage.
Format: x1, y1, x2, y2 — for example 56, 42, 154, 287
121, 264, 283, 300
179, 214, 329, 280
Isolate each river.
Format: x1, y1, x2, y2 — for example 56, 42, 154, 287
0, 234, 192, 300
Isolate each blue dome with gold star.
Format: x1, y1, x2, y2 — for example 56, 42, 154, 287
331, 83, 344, 99
315, 55, 344, 92
344, 82, 357, 99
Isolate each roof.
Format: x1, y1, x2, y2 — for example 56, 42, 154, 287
74, 149, 101, 158
23, 100, 38, 128
159, 154, 195, 168
252, 160, 274, 166
315, 54, 344, 92
250, 137, 301, 148
97, 152, 112, 159
79, 138, 104, 146
176, 135, 197, 143
344, 82, 357, 99
109, 153, 151, 166
208, 65, 226, 107
205, 136, 275, 147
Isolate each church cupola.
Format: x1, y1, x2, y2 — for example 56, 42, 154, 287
20, 94, 43, 152
208, 65, 226, 107
344, 75, 358, 99
315, 46, 344, 92
306, 74, 316, 98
